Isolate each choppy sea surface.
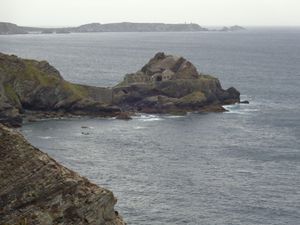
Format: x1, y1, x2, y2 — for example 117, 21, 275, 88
1, 28, 300, 225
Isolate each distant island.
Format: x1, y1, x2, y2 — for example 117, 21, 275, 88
0, 22, 245, 35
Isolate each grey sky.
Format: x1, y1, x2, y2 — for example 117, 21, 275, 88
1, 0, 299, 27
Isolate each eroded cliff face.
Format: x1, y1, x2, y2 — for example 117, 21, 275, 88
0, 124, 126, 225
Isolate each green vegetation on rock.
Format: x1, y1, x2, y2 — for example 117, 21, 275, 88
3, 83, 20, 106
62, 82, 88, 98
0, 52, 120, 126
23, 60, 60, 85
177, 91, 207, 105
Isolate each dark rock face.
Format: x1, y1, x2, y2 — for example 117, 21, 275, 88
0, 106, 22, 127
115, 112, 133, 120
0, 124, 126, 225
240, 100, 250, 104
140, 52, 198, 78
113, 52, 240, 113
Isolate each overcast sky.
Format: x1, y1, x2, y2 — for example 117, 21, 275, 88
1, 0, 299, 27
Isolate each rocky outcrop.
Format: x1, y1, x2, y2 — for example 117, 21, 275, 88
113, 52, 240, 114
0, 124, 126, 225
115, 112, 133, 120
0, 52, 240, 126
0, 53, 120, 127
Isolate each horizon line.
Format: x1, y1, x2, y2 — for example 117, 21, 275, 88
1, 21, 300, 29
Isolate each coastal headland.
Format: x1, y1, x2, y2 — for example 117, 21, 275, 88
0, 52, 240, 127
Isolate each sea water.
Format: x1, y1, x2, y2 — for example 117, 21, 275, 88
1, 28, 300, 224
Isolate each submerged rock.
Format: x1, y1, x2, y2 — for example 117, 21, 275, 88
115, 112, 132, 120
0, 124, 126, 225
240, 100, 250, 104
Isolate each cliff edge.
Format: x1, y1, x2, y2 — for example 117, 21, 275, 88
0, 124, 126, 225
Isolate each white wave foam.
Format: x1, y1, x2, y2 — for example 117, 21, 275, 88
224, 102, 259, 115
134, 114, 164, 122
134, 126, 146, 129
37, 136, 54, 139
223, 104, 241, 111
81, 126, 95, 129
164, 115, 185, 119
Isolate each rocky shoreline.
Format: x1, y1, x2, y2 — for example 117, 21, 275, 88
0, 52, 241, 127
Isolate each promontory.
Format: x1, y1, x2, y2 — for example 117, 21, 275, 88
0, 52, 240, 127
